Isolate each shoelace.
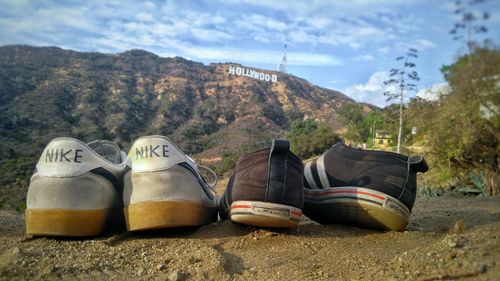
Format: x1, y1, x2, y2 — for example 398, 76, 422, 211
185, 155, 218, 190
197, 164, 218, 191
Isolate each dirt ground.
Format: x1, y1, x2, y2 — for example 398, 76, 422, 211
0, 193, 499, 281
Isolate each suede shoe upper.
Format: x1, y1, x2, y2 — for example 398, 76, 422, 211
304, 142, 428, 210
220, 139, 304, 218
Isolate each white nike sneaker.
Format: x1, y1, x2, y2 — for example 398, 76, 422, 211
123, 135, 218, 231
25, 138, 128, 236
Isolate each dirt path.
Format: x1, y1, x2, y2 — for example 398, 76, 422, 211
0, 194, 499, 281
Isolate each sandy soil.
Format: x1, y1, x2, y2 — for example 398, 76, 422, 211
0, 194, 499, 281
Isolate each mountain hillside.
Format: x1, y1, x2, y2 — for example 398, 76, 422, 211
0, 45, 359, 204
0, 45, 354, 155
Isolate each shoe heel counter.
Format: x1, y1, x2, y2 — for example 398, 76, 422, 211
124, 166, 214, 206
35, 137, 118, 178
265, 140, 304, 209
284, 157, 305, 208
400, 169, 418, 210
27, 172, 119, 210
402, 155, 427, 210
27, 137, 123, 211
125, 136, 216, 207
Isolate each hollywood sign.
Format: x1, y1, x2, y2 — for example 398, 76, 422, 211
228, 66, 278, 83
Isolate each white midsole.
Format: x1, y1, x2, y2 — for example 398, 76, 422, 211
230, 201, 302, 220
304, 186, 410, 219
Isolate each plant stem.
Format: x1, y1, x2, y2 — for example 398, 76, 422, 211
397, 86, 403, 154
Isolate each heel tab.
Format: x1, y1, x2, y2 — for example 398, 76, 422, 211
128, 135, 190, 172
36, 138, 113, 177
266, 139, 292, 204
409, 155, 428, 173
270, 139, 290, 155
46, 137, 83, 146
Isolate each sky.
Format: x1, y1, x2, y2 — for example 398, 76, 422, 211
0, 0, 498, 107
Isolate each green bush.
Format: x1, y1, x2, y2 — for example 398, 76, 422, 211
260, 104, 287, 128
287, 119, 340, 159
216, 150, 239, 175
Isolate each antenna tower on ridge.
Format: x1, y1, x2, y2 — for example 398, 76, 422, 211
278, 37, 287, 74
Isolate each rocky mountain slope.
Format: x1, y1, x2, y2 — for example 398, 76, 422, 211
0, 45, 352, 156
0, 45, 357, 204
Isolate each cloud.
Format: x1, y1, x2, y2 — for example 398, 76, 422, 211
3, 0, 488, 88
0, 0, 424, 54
288, 52, 342, 66
416, 82, 451, 101
353, 54, 375, 61
416, 39, 437, 50
0, 0, 352, 66
245, 14, 287, 31
223, 0, 424, 48
377, 47, 390, 54
179, 47, 342, 66
343, 71, 399, 107
136, 12, 154, 22
190, 28, 234, 42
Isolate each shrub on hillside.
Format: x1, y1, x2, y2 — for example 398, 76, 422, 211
287, 119, 340, 159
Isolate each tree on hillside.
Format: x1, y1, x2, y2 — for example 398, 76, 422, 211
432, 47, 499, 195
337, 103, 364, 142
379, 104, 402, 143
450, 0, 490, 56
439, 0, 499, 195
383, 48, 420, 153
363, 111, 382, 147
337, 103, 384, 146
404, 97, 437, 145
287, 119, 340, 159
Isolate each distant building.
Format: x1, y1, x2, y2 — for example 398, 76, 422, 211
374, 130, 392, 148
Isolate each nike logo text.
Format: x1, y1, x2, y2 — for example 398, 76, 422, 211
136, 145, 169, 159
45, 149, 83, 163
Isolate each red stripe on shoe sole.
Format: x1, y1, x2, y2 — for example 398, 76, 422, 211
305, 189, 385, 201
291, 211, 301, 217
231, 205, 252, 209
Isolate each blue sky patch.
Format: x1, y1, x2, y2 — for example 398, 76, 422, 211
0, 0, 498, 107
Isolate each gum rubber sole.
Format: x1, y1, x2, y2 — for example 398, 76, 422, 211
25, 208, 108, 236
124, 201, 218, 231
230, 201, 302, 228
304, 187, 410, 231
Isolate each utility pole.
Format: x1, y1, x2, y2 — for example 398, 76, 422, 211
372, 120, 376, 148
383, 48, 420, 154
397, 82, 404, 153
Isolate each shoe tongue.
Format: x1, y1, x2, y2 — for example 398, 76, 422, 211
87, 140, 122, 164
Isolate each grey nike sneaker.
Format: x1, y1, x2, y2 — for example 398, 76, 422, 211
25, 138, 128, 236
123, 135, 218, 231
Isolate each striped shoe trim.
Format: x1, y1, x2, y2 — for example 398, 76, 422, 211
305, 195, 384, 206
316, 155, 330, 189
304, 162, 319, 189
310, 160, 323, 189
305, 188, 385, 201
304, 187, 410, 219
304, 177, 312, 189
